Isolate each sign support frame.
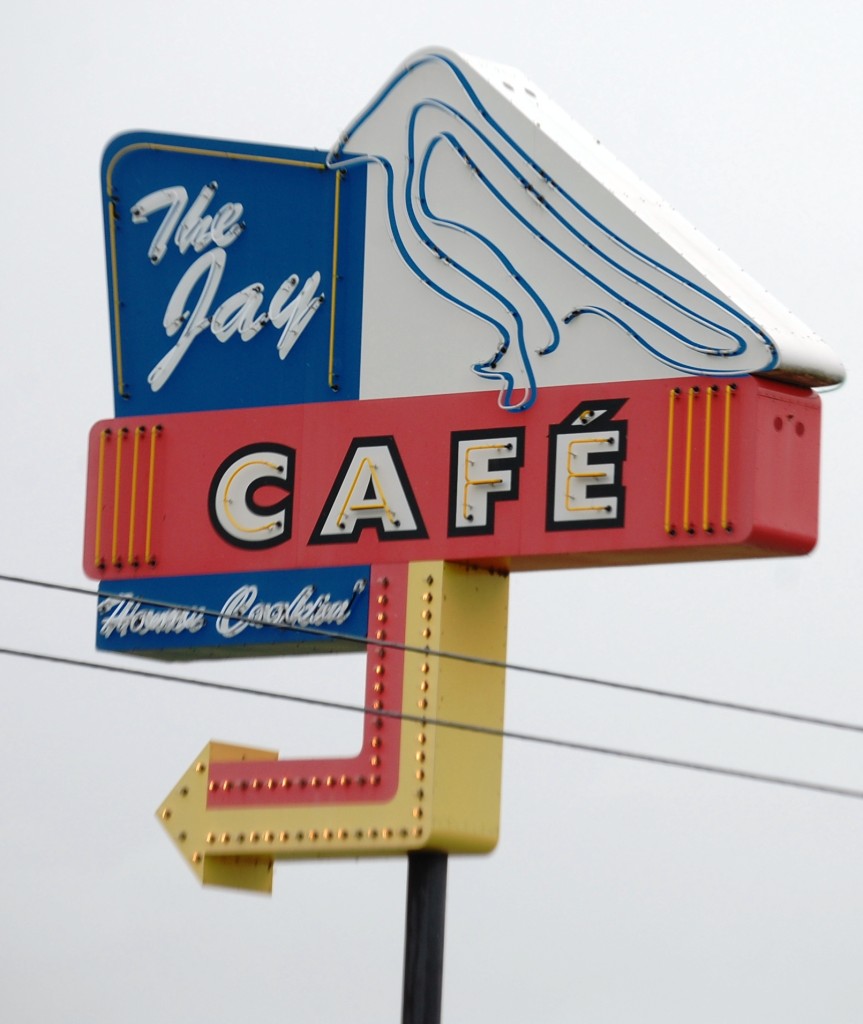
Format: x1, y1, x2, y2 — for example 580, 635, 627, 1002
402, 851, 448, 1024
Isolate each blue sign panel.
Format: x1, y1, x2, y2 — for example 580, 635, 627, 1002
102, 132, 367, 416
96, 566, 370, 658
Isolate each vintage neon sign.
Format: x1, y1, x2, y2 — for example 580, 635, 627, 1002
96, 567, 368, 656
88, 47, 842, 886
84, 376, 821, 585
101, 136, 368, 415
101, 57, 843, 423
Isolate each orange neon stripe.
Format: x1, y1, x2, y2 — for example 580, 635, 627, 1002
145, 425, 160, 565
682, 388, 698, 533
721, 385, 735, 530
111, 428, 126, 567
127, 426, 144, 565
94, 429, 110, 569
664, 389, 678, 534
702, 386, 715, 532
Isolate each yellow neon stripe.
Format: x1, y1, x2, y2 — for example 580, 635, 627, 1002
111, 428, 126, 566
328, 170, 343, 391
94, 430, 110, 569
222, 460, 282, 534
702, 386, 715, 533
104, 143, 326, 187
721, 385, 735, 530
145, 426, 160, 566
107, 206, 126, 398
664, 389, 678, 534
682, 388, 698, 533
565, 438, 610, 512
104, 142, 329, 402
337, 458, 396, 527
462, 443, 508, 520
127, 426, 144, 564
352, 465, 394, 520
565, 475, 606, 512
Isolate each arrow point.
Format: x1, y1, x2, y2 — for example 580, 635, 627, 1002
157, 741, 278, 893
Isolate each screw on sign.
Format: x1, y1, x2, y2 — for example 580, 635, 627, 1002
85, 47, 843, 888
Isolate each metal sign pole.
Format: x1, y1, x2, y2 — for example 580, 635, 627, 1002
402, 851, 449, 1024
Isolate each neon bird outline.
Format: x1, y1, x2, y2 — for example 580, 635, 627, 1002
328, 52, 779, 412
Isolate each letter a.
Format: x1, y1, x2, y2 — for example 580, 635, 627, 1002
310, 437, 427, 544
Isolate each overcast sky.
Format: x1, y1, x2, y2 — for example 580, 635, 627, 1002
1, 2, 861, 1022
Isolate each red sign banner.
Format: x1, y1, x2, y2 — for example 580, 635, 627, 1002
84, 375, 820, 582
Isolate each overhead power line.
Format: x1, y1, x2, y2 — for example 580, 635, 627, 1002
2, 643, 862, 803
2, 570, 863, 736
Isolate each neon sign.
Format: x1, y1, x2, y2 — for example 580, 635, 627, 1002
96, 567, 368, 656
84, 377, 821, 585
86, 47, 842, 886
102, 136, 367, 415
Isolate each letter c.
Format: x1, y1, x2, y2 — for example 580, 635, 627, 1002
208, 443, 295, 549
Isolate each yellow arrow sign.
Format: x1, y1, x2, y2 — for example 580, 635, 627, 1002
157, 562, 509, 891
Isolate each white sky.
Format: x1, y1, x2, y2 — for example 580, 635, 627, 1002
1, 2, 861, 1021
